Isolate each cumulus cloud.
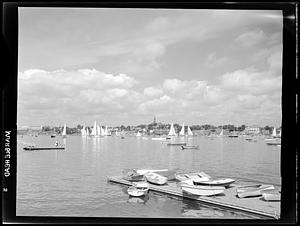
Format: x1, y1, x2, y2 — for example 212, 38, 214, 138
205, 53, 229, 68
18, 69, 141, 125
143, 86, 164, 98
235, 30, 266, 47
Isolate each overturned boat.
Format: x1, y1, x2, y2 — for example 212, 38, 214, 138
236, 184, 275, 198
144, 172, 168, 185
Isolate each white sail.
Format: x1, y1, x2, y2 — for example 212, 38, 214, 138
97, 125, 101, 136
91, 121, 97, 136
179, 123, 185, 136
103, 126, 108, 136
136, 131, 142, 137
62, 123, 67, 137
168, 123, 177, 136
272, 127, 277, 137
187, 126, 193, 136
81, 124, 86, 136
100, 126, 105, 136
220, 129, 224, 136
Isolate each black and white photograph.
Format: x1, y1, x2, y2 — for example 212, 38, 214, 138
2, 2, 297, 224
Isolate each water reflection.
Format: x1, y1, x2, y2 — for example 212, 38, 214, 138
127, 194, 150, 204
120, 186, 150, 204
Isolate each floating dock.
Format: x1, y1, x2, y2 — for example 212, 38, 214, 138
107, 176, 280, 219
23, 147, 65, 151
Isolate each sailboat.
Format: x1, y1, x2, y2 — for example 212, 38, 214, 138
90, 121, 97, 137
136, 131, 142, 137
167, 123, 177, 137
219, 128, 224, 136
62, 123, 67, 138
179, 123, 185, 136
187, 126, 193, 136
100, 126, 105, 136
81, 124, 86, 136
86, 127, 90, 136
272, 127, 277, 138
103, 126, 111, 136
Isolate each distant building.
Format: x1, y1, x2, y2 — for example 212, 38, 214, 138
245, 126, 261, 135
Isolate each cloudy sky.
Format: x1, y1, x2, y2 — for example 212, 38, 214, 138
18, 8, 282, 127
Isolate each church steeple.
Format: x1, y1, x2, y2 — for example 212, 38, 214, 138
153, 116, 156, 124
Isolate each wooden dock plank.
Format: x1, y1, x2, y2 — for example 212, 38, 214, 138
107, 176, 280, 219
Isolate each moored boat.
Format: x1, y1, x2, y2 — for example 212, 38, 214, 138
236, 184, 275, 198
262, 192, 281, 201
175, 171, 210, 182
167, 142, 187, 146
180, 145, 199, 149
180, 183, 225, 196
136, 169, 168, 175
144, 172, 168, 185
194, 178, 235, 188
122, 169, 145, 182
127, 181, 149, 197
151, 137, 167, 141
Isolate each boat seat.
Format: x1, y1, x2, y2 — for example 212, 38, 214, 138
198, 172, 211, 179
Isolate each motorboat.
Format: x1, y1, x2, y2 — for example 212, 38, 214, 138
144, 172, 168, 185
127, 182, 149, 197
236, 184, 275, 198
180, 183, 225, 196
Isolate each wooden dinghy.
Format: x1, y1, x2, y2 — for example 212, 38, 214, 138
176, 172, 235, 187
236, 184, 275, 198
194, 178, 235, 188
136, 169, 176, 180
127, 182, 149, 197
180, 182, 225, 196
144, 172, 168, 185
122, 169, 145, 182
262, 192, 281, 201
175, 172, 210, 182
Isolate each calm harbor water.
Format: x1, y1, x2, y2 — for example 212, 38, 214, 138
17, 135, 281, 219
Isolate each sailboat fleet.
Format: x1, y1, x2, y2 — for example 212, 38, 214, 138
80, 121, 112, 137
169, 123, 193, 137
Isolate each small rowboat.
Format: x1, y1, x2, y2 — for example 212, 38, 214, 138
180, 183, 225, 196
262, 192, 281, 201
194, 178, 235, 188
236, 184, 275, 198
122, 169, 145, 182
136, 169, 176, 180
136, 169, 168, 175
181, 145, 199, 150
176, 172, 234, 187
144, 172, 168, 185
127, 182, 149, 197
